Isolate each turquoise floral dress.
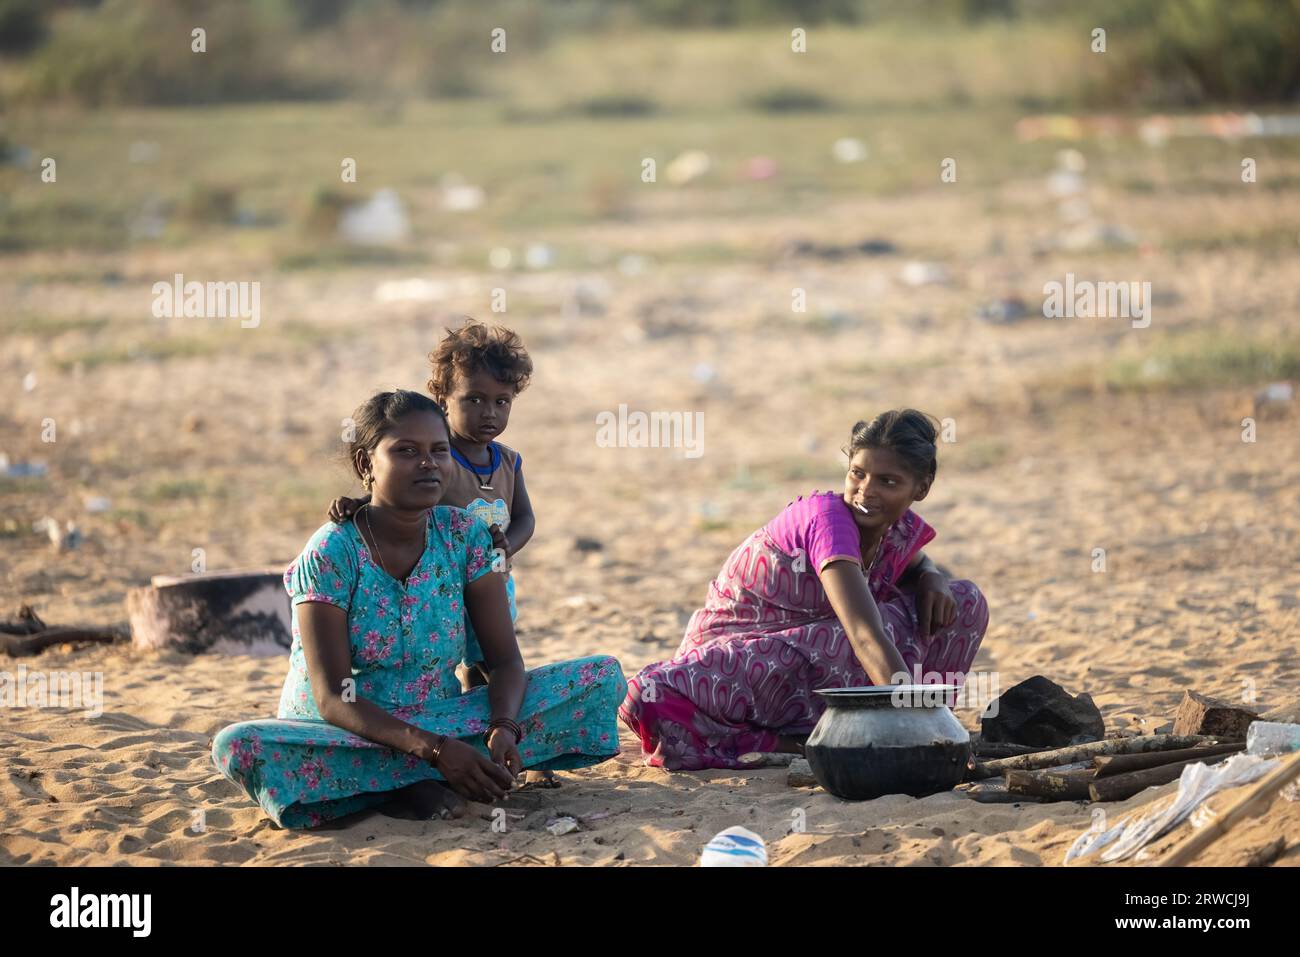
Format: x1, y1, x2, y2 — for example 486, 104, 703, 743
211, 507, 626, 828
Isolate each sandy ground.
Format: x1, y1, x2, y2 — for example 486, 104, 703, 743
2, 187, 1298, 866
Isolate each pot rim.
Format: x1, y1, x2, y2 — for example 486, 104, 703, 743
814, 685, 959, 708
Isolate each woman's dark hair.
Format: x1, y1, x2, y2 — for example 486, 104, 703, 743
347, 390, 448, 482
843, 409, 940, 484
426, 318, 533, 402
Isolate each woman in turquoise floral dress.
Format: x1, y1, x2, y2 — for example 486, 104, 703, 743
212, 389, 626, 828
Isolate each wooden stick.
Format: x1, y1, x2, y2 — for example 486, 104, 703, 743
1089, 754, 1236, 803
1157, 749, 1300, 867
973, 741, 1057, 759
1094, 743, 1245, 778
968, 735, 1228, 780
0, 626, 127, 657
961, 783, 1048, 804
0, 605, 47, 636
1006, 767, 1096, 801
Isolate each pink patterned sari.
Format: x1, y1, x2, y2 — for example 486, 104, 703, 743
619, 508, 988, 770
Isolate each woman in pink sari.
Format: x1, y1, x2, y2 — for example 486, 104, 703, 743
620, 410, 989, 771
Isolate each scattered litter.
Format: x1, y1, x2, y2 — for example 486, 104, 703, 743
665, 150, 711, 186
439, 175, 485, 212
899, 261, 949, 287
1246, 721, 1300, 757
489, 247, 513, 270
692, 362, 717, 385
338, 189, 409, 246
700, 826, 767, 867
973, 297, 1029, 324
782, 238, 897, 261
1255, 381, 1293, 418
83, 496, 112, 514
1017, 112, 1300, 146
1064, 753, 1277, 864
832, 137, 869, 163
560, 277, 611, 318
22, 372, 37, 392
34, 517, 80, 551
545, 816, 580, 836
0, 456, 48, 479
523, 243, 554, 269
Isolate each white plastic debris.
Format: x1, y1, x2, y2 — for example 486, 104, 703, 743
691, 362, 717, 385
1063, 753, 1278, 864
338, 189, 410, 246
488, 247, 513, 270
83, 496, 112, 513
34, 517, 80, 551
440, 175, 485, 212
832, 137, 869, 163
22, 371, 37, 392
523, 243, 554, 269
899, 261, 948, 287
545, 816, 580, 836
699, 826, 768, 867
665, 150, 711, 186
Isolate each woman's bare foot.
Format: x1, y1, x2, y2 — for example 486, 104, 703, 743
380, 780, 468, 820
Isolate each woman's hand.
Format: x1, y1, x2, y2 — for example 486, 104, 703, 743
915, 571, 956, 638
428, 735, 514, 803
328, 495, 368, 524
486, 726, 523, 777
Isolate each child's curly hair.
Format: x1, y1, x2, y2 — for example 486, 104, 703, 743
426, 318, 534, 403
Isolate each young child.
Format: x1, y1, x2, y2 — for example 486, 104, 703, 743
330, 320, 536, 693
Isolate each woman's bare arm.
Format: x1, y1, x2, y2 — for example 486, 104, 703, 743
465, 571, 526, 721
300, 600, 515, 799
819, 560, 910, 685
298, 601, 435, 758
898, 550, 944, 588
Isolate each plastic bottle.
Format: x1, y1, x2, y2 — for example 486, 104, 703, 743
1246, 721, 1300, 756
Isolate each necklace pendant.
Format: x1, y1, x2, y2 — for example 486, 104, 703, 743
478, 482, 494, 491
